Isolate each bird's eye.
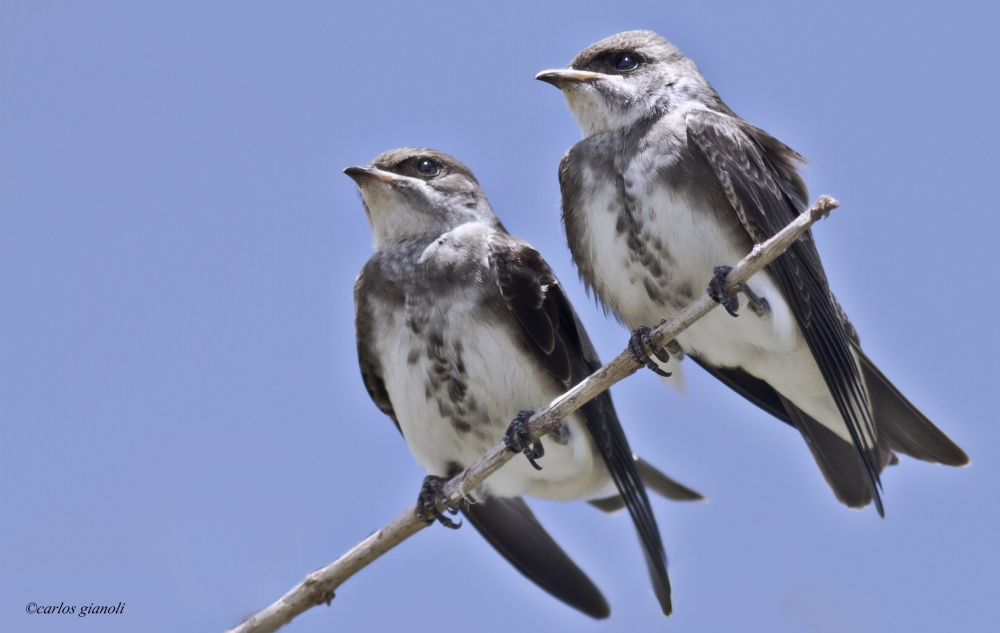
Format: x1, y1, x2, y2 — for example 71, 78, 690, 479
416, 158, 440, 177
613, 53, 639, 72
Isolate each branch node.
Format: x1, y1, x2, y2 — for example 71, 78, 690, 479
812, 195, 838, 219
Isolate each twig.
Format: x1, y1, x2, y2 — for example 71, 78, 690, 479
225, 196, 839, 633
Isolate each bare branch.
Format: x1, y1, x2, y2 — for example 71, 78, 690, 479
225, 196, 839, 633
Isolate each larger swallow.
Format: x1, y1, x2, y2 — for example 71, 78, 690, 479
537, 30, 968, 515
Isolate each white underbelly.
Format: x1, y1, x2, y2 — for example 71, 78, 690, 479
376, 308, 610, 501
579, 184, 853, 442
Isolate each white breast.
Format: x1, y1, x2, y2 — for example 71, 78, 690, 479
575, 174, 853, 443
373, 250, 610, 501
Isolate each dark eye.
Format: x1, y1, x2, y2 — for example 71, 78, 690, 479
613, 53, 639, 72
416, 158, 440, 177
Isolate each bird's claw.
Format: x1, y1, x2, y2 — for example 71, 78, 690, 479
415, 475, 461, 529
708, 266, 740, 317
708, 265, 771, 318
628, 325, 671, 377
504, 411, 544, 470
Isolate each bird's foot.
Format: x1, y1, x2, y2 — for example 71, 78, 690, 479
708, 266, 771, 318
504, 411, 544, 470
664, 338, 685, 360
708, 266, 740, 317
739, 284, 771, 318
415, 475, 461, 529
628, 324, 671, 377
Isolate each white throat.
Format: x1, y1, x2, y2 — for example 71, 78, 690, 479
562, 83, 645, 137
360, 182, 440, 249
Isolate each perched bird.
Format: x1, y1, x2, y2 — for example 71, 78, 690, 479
346, 147, 703, 618
536, 31, 968, 515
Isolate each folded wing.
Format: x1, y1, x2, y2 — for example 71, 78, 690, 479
488, 233, 673, 615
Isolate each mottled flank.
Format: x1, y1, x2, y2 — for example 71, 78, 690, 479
642, 278, 665, 305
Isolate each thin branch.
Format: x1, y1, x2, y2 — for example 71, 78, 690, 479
225, 196, 839, 633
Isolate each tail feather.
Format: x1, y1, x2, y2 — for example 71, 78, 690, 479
463, 496, 610, 619
779, 394, 878, 509
691, 352, 965, 512
589, 456, 704, 513
636, 456, 706, 501
855, 345, 969, 466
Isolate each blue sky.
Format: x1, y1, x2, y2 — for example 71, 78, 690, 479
2, 1, 998, 631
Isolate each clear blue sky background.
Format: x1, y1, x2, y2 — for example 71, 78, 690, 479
2, 2, 998, 631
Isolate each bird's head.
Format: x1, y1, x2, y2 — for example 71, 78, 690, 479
344, 148, 499, 249
536, 30, 718, 137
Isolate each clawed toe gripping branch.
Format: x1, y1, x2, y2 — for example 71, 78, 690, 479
416, 475, 462, 529
225, 196, 838, 633
504, 410, 545, 470
708, 266, 772, 318
629, 323, 671, 377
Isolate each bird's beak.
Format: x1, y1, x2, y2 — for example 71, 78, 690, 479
535, 69, 610, 89
343, 166, 400, 185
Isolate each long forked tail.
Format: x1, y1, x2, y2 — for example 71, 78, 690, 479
689, 352, 966, 511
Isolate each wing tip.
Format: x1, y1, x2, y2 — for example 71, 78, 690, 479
586, 598, 612, 620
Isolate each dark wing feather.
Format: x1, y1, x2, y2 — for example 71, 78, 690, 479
489, 235, 570, 383
462, 496, 610, 619
687, 109, 886, 516
487, 234, 672, 615
354, 267, 400, 433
